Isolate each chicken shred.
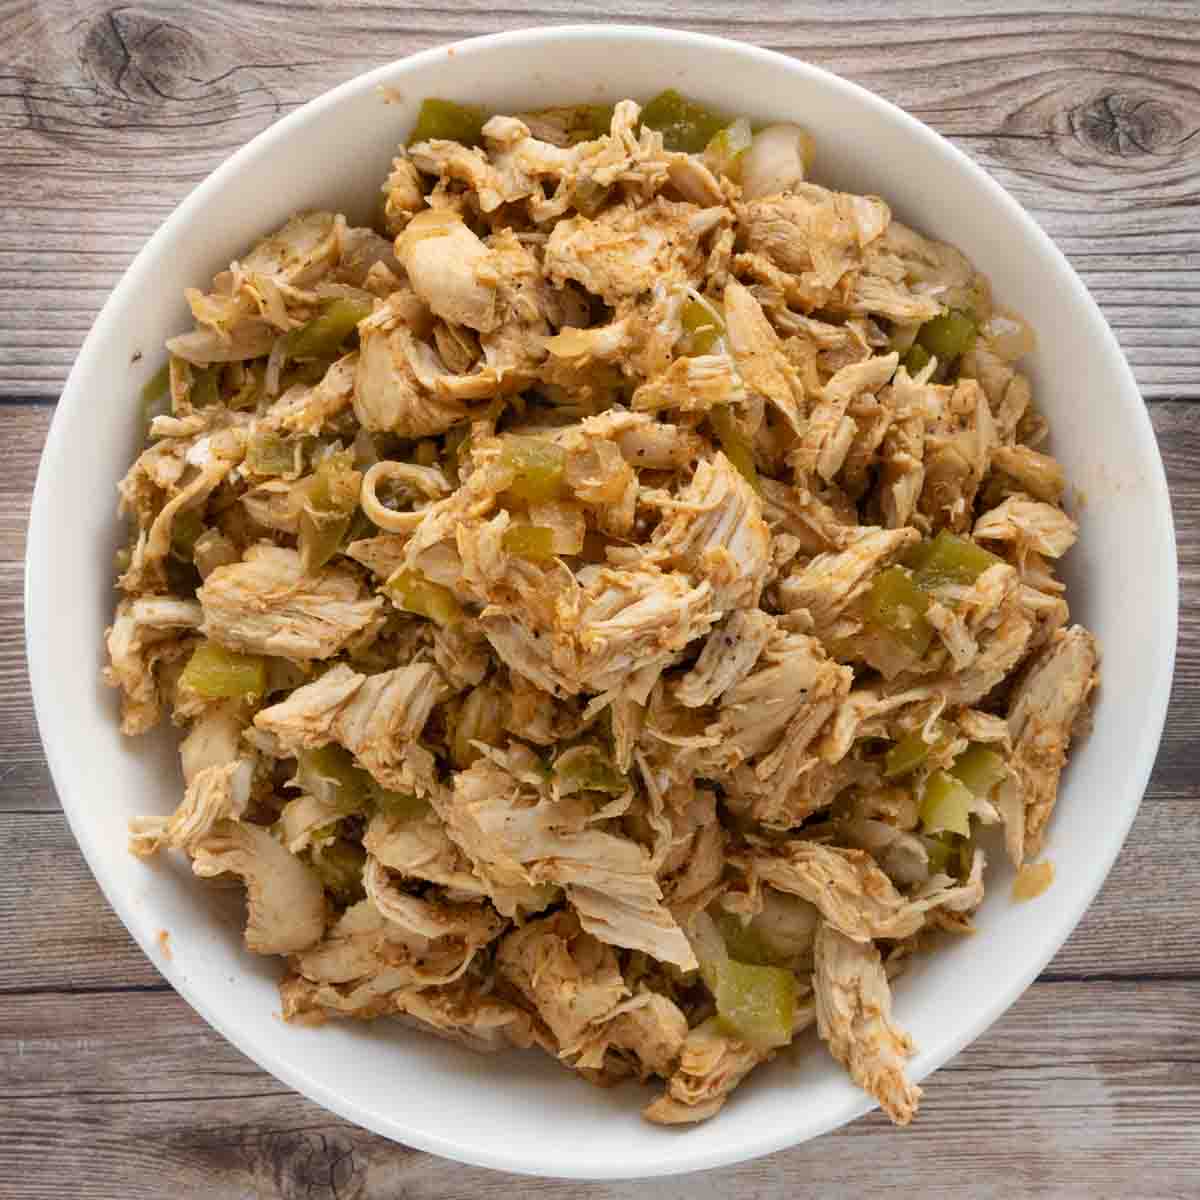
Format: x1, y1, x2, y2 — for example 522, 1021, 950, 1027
110, 91, 1096, 1129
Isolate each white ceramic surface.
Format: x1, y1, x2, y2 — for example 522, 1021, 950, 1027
26, 25, 1176, 1180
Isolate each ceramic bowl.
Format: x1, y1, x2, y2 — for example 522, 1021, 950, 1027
26, 24, 1176, 1179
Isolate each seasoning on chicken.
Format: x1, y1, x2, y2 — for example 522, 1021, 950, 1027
109, 90, 1096, 1129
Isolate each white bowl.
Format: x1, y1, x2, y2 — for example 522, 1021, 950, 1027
27, 24, 1176, 1180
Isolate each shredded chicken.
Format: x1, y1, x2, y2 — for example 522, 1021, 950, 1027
110, 91, 1096, 1129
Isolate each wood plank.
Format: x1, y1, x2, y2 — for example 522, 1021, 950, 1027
1, 982, 1197, 1197
0, 2, 1197, 396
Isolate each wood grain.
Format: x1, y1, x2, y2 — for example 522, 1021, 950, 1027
0, 1, 1198, 398
2, 3, 1199, 1195
2, 983, 1198, 1198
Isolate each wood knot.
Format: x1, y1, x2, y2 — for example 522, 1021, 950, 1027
1070, 92, 1185, 158
260, 1130, 364, 1200
80, 9, 208, 105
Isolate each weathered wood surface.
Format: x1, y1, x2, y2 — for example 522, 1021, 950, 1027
1, 0, 1198, 399
1, 2, 1198, 1196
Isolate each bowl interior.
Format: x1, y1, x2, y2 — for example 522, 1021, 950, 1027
26, 25, 1176, 1180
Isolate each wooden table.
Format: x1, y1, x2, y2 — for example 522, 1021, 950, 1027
2, 3, 1197, 1195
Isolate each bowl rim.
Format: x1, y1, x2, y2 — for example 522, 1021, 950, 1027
25, 22, 1178, 1179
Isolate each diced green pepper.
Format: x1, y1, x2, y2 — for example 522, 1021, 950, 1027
246, 431, 302, 476
577, 104, 615, 141
502, 524, 557, 562
715, 912, 775, 967
369, 781, 431, 822
408, 98, 487, 147
639, 89, 730, 153
864, 566, 934, 656
709, 405, 759, 490
920, 770, 974, 838
294, 450, 361, 572
140, 363, 172, 435
385, 568, 463, 626
883, 726, 945, 779
905, 530, 1003, 590
554, 746, 627, 797
704, 117, 752, 179
501, 436, 566, 503
902, 342, 932, 375
573, 177, 612, 217
297, 745, 371, 814
170, 509, 205, 562
679, 297, 726, 356
714, 959, 796, 1049
950, 743, 1007, 797
442, 423, 471, 486
179, 641, 267, 701
925, 833, 956, 875
191, 365, 220, 409
312, 838, 367, 904
916, 308, 977, 362
285, 298, 374, 361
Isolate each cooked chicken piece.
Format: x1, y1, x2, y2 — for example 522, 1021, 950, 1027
395, 209, 497, 332
545, 198, 727, 304
483, 562, 716, 703
393, 980, 541, 1052
675, 609, 775, 708
572, 991, 689, 1079
431, 621, 490, 690
363, 806, 493, 899
362, 856, 503, 947
197, 545, 384, 661
974, 495, 1078, 565
813, 922, 921, 1125
103, 596, 203, 734
739, 841, 981, 942
734, 757, 877, 829
875, 368, 928, 530
263, 353, 358, 436
961, 342, 1032, 444
758, 476, 855, 555
737, 184, 890, 311
791, 353, 898, 484
191, 820, 325, 955
990, 443, 1065, 504
777, 526, 920, 639
241, 211, 343, 287
703, 628, 852, 776
918, 377, 997, 533
353, 293, 470, 436
120, 430, 246, 596
178, 700, 245, 784
723, 279, 806, 434
442, 752, 695, 967
129, 759, 253, 857
344, 533, 411, 580
633, 352, 744, 414
255, 661, 448, 792
295, 895, 489, 993
644, 993, 818, 1124
1008, 625, 1098, 858
572, 565, 717, 697
644, 453, 772, 610
497, 909, 628, 1050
